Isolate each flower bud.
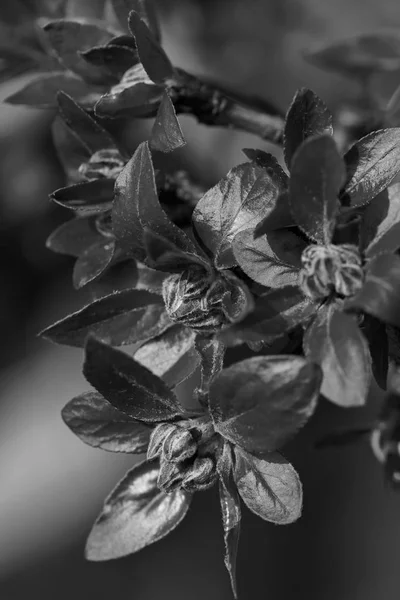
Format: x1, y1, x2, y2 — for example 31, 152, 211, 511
163, 427, 197, 463
147, 423, 178, 461
79, 148, 125, 180
299, 243, 363, 300
181, 457, 218, 492
157, 460, 186, 493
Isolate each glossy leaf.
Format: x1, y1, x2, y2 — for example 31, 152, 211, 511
242, 148, 289, 190
217, 442, 241, 600
362, 184, 400, 258
150, 92, 185, 153
52, 116, 90, 182
86, 460, 191, 560
42, 20, 114, 83
51, 179, 115, 213
209, 355, 321, 454
134, 325, 199, 387
341, 129, 400, 207
254, 191, 294, 236
304, 302, 371, 406
46, 217, 102, 257
221, 286, 314, 345
57, 91, 117, 155
4, 72, 99, 108
72, 239, 115, 289
83, 337, 183, 422
62, 391, 151, 453
128, 10, 173, 84
289, 134, 345, 244
345, 253, 400, 327
80, 44, 139, 81
95, 81, 163, 118
304, 33, 400, 77
143, 229, 207, 273
112, 0, 160, 41
233, 448, 302, 524
284, 88, 333, 169
193, 162, 283, 268
233, 228, 303, 288
112, 141, 196, 260
40, 289, 170, 347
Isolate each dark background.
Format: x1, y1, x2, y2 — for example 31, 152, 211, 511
1, 0, 400, 598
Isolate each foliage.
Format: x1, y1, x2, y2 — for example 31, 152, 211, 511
6, 1, 400, 597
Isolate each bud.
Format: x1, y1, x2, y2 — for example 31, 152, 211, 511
147, 423, 178, 461
79, 148, 125, 180
182, 457, 218, 492
299, 243, 364, 300
157, 460, 186, 493
163, 427, 197, 463
162, 267, 230, 333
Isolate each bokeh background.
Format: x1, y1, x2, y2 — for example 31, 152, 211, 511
1, 0, 400, 598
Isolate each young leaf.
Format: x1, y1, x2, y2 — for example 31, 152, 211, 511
112, 0, 161, 41
192, 162, 283, 269
344, 254, 400, 328
217, 442, 241, 600
233, 448, 302, 524
194, 336, 225, 407
242, 148, 289, 190
303, 302, 371, 407
220, 286, 314, 346
143, 229, 207, 273
46, 217, 102, 257
4, 72, 99, 108
362, 184, 400, 258
150, 92, 185, 153
62, 391, 151, 453
112, 141, 197, 260
40, 289, 170, 348
233, 228, 303, 288
303, 33, 400, 78
209, 355, 321, 454
341, 129, 400, 207
289, 134, 345, 244
80, 44, 139, 81
42, 20, 114, 83
134, 325, 199, 387
254, 191, 294, 237
57, 91, 117, 155
72, 239, 115, 289
95, 80, 163, 118
83, 337, 183, 422
128, 10, 173, 84
51, 179, 115, 212
86, 460, 191, 560
284, 88, 333, 169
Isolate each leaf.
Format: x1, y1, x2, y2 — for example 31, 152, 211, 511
111, 0, 161, 41
344, 253, 400, 328
80, 44, 139, 80
362, 184, 400, 258
341, 129, 400, 207
134, 325, 199, 387
289, 134, 345, 244
62, 391, 151, 453
86, 460, 191, 560
284, 88, 333, 169
95, 80, 163, 118
233, 448, 302, 524
4, 72, 99, 108
195, 336, 225, 391
192, 162, 283, 268
51, 179, 115, 213
303, 33, 400, 78
112, 141, 196, 260
233, 229, 303, 288
220, 286, 314, 345
363, 315, 388, 390
57, 91, 117, 155
209, 355, 321, 454
52, 115, 90, 182
128, 10, 173, 84
143, 229, 207, 273
42, 20, 114, 83
217, 442, 241, 599
254, 191, 295, 236
242, 148, 289, 191
83, 337, 183, 422
303, 302, 371, 407
150, 91, 185, 153
46, 216, 102, 257
72, 239, 115, 289
40, 289, 170, 347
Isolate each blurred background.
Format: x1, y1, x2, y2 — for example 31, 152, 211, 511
1, 0, 400, 599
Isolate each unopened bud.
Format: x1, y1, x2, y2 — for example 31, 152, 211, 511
163, 427, 197, 463
157, 460, 186, 493
147, 423, 177, 461
182, 457, 218, 492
